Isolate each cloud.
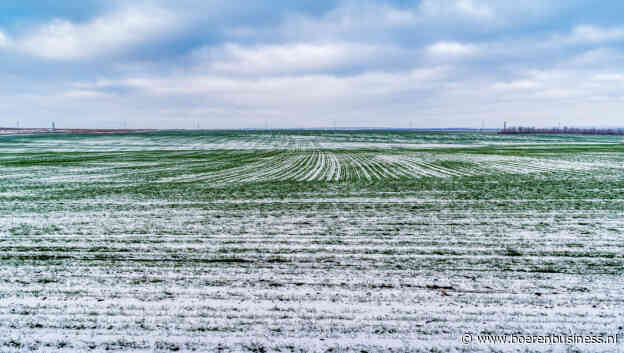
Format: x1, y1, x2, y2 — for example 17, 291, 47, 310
2, 1, 624, 128
488, 67, 624, 104
61, 89, 112, 99
13, 7, 178, 60
195, 42, 405, 76
426, 41, 478, 57
568, 25, 624, 43
114, 66, 448, 108
418, 0, 494, 21
272, 2, 498, 44
0, 31, 9, 48
593, 73, 624, 81
491, 80, 539, 91
454, 0, 494, 18
270, 5, 417, 43
565, 47, 624, 67
548, 25, 624, 48
265, 0, 564, 49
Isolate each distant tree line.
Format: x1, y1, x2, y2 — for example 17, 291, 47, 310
499, 126, 624, 135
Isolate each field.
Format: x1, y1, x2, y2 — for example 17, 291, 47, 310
1, 130, 623, 352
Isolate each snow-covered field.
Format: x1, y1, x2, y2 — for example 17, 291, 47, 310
1, 131, 623, 352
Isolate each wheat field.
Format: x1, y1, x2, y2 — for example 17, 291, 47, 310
1, 130, 623, 352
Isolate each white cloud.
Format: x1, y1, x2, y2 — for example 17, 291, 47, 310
569, 25, 624, 43
427, 41, 478, 57
197, 42, 397, 75
61, 89, 112, 99
15, 7, 178, 60
455, 0, 494, 18
488, 68, 624, 104
593, 73, 624, 81
549, 25, 624, 47
4, 1, 624, 128
119, 66, 448, 107
273, 6, 420, 42
0, 30, 10, 48
249, 1, 560, 47
419, 0, 493, 20
416, 0, 565, 29
381, 8, 419, 26
491, 80, 539, 91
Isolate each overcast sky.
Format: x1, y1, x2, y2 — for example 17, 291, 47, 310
1, 0, 624, 129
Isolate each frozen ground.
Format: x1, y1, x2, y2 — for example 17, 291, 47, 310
0, 130, 623, 352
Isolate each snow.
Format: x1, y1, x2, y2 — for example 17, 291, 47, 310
1, 132, 623, 352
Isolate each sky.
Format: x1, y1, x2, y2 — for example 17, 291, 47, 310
1, 0, 624, 129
